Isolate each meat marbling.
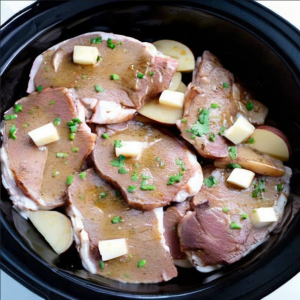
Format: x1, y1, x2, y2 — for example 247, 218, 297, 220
1, 88, 96, 213
178, 165, 291, 271
67, 168, 177, 283
92, 121, 203, 210
27, 32, 178, 124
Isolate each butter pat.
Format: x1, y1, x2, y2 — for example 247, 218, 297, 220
159, 90, 185, 108
115, 141, 144, 158
73, 45, 99, 65
28, 122, 59, 147
226, 168, 255, 189
223, 116, 255, 144
98, 239, 128, 261
168, 72, 182, 91
250, 207, 278, 228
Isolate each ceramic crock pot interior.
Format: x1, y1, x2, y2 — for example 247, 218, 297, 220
1, 1, 300, 299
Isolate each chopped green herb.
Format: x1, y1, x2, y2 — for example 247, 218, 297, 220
95, 84, 104, 92
246, 101, 254, 111
99, 260, 105, 270
128, 185, 136, 193
21, 123, 30, 128
111, 74, 119, 80
175, 158, 181, 165
114, 140, 122, 148
246, 137, 255, 144
156, 157, 161, 162
102, 133, 109, 139
219, 126, 226, 135
29, 110, 34, 114
134, 162, 139, 168
91, 36, 102, 44
149, 71, 154, 76
69, 125, 77, 133
53, 118, 60, 126
100, 191, 108, 198
4, 114, 17, 120
159, 161, 165, 168
222, 207, 230, 213
252, 180, 265, 198
79, 172, 86, 179
56, 152, 69, 158
241, 213, 248, 219
111, 216, 123, 224
223, 82, 229, 88
72, 118, 82, 124
119, 167, 128, 174
138, 260, 146, 268
141, 174, 151, 179
82, 74, 87, 79
69, 133, 75, 140
182, 118, 187, 123
45, 67, 50, 71
191, 108, 210, 137
72, 147, 79, 152
137, 73, 144, 79
79, 194, 84, 200
211, 103, 219, 109
227, 163, 242, 169
204, 176, 217, 188
107, 272, 111, 275
64, 161, 69, 165
209, 133, 215, 142
124, 274, 130, 278
107, 38, 116, 49
53, 171, 59, 177
14, 104, 23, 113
252, 209, 257, 213
115, 190, 121, 197
9, 124, 17, 139
49, 100, 55, 105
140, 180, 156, 191
277, 183, 283, 192
167, 173, 183, 185
128, 254, 132, 259
66, 175, 74, 186
110, 155, 126, 168
131, 172, 139, 181
36, 86, 43, 92
191, 135, 196, 140
97, 55, 102, 61
230, 222, 242, 229
119, 42, 123, 45
229, 147, 238, 160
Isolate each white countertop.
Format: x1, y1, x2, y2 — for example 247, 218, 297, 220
1, 1, 300, 299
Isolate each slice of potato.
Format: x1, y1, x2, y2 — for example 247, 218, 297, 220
138, 98, 183, 124
168, 72, 182, 91
153, 40, 195, 72
29, 211, 73, 254
214, 145, 285, 177
176, 81, 187, 93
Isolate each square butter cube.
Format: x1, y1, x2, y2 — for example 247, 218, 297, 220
115, 141, 144, 158
223, 115, 255, 144
250, 207, 278, 228
28, 122, 59, 147
73, 45, 99, 65
226, 168, 255, 189
159, 90, 185, 108
98, 239, 128, 261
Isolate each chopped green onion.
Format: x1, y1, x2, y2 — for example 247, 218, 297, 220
4, 114, 17, 120
124, 274, 130, 278
97, 55, 102, 61
82, 74, 87, 79
111, 216, 123, 224
115, 190, 121, 197
175, 158, 181, 165
110, 155, 126, 167
69, 125, 77, 133
9, 124, 17, 139
138, 260, 146, 268
66, 175, 74, 186
182, 118, 187, 123
131, 172, 139, 181
246, 101, 254, 111
119, 42, 123, 45
72, 147, 79, 152
159, 161, 165, 168
100, 191, 108, 198
209, 133, 215, 142
49, 100, 55, 105
36, 86, 43, 92
128, 185, 136, 193
137, 73, 144, 79
21, 123, 30, 128
95, 85, 104, 92
134, 162, 139, 168
14, 104, 23, 113
53, 118, 60, 126
156, 157, 161, 162
227, 163, 242, 169
247, 137, 255, 144
111, 74, 119, 80
277, 183, 283, 192
79, 172, 86, 179
72, 118, 82, 124
119, 167, 128, 174
79, 194, 84, 200
102, 133, 109, 139
229, 147, 238, 160
222, 207, 229, 213
140, 184, 156, 191
223, 82, 229, 88
69, 133, 75, 140
114, 140, 122, 148
230, 222, 242, 229
99, 260, 105, 270
252, 180, 265, 198
167, 173, 183, 185
141, 174, 151, 179
211, 103, 219, 109
241, 213, 248, 219
45, 67, 50, 71
191, 135, 196, 140
91, 37, 102, 44
53, 171, 59, 177
204, 176, 217, 188
56, 152, 69, 158
149, 71, 154, 76
107, 38, 116, 49
219, 126, 226, 135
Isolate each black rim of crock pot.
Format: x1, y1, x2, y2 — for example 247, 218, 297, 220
1, 1, 300, 300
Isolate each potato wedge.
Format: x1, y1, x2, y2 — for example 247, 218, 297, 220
176, 81, 187, 93
29, 211, 73, 254
153, 40, 195, 72
168, 72, 182, 91
138, 98, 183, 124
214, 145, 285, 176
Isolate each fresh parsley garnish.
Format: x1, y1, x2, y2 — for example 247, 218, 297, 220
190, 109, 210, 137
204, 176, 217, 188
114, 140, 122, 148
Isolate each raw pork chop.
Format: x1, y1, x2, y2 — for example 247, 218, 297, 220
178, 165, 291, 272
1, 88, 96, 213
92, 121, 203, 210
67, 168, 177, 283
27, 32, 178, 124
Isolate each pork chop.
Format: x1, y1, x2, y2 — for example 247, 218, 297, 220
92, 121, 203, 210
1, 87, 96, 213
67, 168, 177, 283
178, 165, 291, 271
27, 32, 178, 124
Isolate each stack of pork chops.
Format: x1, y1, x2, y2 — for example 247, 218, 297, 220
1, 32, 291, 283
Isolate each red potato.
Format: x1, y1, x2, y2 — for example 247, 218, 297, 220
249, 126, 291, 161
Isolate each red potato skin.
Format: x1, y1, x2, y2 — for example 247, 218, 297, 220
256, 126, 292, 155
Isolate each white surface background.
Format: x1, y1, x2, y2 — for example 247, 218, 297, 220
1, 1, 300, 299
